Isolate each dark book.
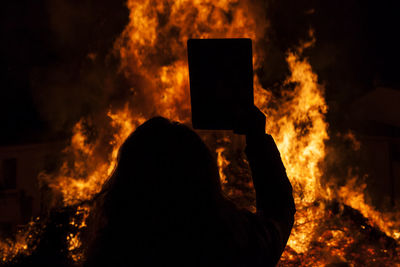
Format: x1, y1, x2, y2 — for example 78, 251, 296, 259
187, 38, 254, 134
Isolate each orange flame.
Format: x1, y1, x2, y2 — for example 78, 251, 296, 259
216, 147, 230, 184
41, 104, 145, 206
255, 47, 329, 252
0, 218, 40, 262
338, 177, 400, 241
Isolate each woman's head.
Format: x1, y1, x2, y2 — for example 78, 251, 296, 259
103, 117, 222, 220
85, 117, 242, 266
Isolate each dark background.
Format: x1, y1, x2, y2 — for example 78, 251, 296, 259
1, 0, 399, 145
0, 0, 129, 145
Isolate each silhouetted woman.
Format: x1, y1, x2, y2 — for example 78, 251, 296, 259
84, 109, 295, 267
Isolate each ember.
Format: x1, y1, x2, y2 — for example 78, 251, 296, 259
1, 0, 399, 266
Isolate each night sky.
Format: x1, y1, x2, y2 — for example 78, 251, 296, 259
1, 0, 399, 145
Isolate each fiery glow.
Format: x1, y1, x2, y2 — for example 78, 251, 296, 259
255, 50, 329, 252
1, 0, 400, 265
41, 104, 145, 206
216, 147, 230, 184
0, 218, 39, 262
67, 233, 81, 252
0, 234, 28, 262
340, 131, 361, 151
338, 178, 400, 241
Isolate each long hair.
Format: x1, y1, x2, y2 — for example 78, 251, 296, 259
84, 117, 246, 266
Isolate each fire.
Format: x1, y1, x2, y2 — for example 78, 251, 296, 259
1, 0, 400, 265
216, 147, 230, 184
0, 234, 28, 262
254, 50, 329, 253
40, 104, 144, 206
0, 218, 40, 262
338, 177, 400, 241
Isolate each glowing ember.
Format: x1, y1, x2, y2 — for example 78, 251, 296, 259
216, 147, 230, 184
338, 177, 400, 241
0, 234, 28, 262
0, 218, 40, 262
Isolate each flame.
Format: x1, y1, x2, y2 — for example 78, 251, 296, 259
41, 104, 144, 206
255, 48, 329, 253
216, 147, 230, 184
2, 0, 400, 265
338, 177, 400, 241
0, 235, 28, 262
67, 233, 81, 252
0, 218, 40, 262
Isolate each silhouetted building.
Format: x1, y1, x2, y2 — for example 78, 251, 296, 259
350, 87, 400, 208
0, 141, 63, 234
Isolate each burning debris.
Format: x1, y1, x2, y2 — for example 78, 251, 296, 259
1, 0, 400, 266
